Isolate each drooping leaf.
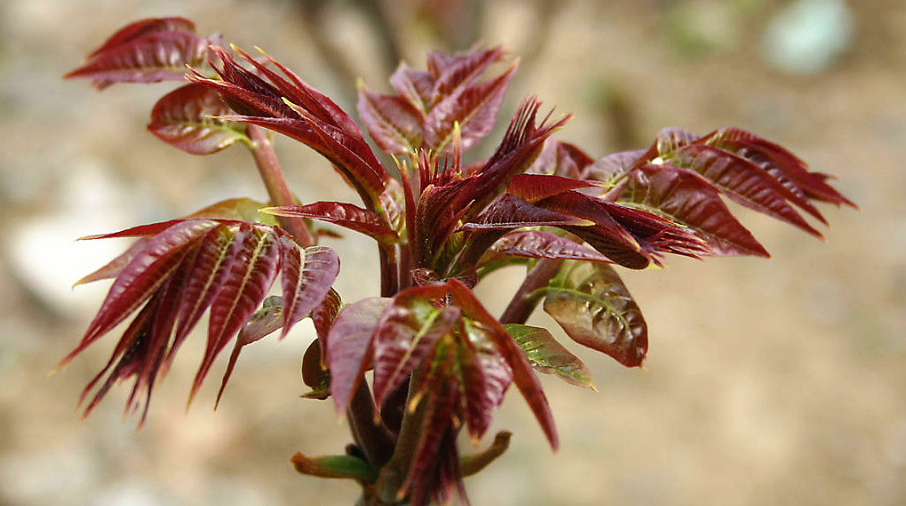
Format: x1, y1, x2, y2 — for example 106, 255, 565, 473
447, 280, 558, 450
148, 83, 249, 154
265, 202, 398, 245
543, 260, 647, 367
504, 324, 595, 389
612, 164, 769, 256
62, 220, 220, 366
357, 84, 424, 154
64, 219, 339, 422
278, 242, 341, 338
327, 297, 390, 416
216, 295, 284, 406
479, 229, 612, 266
701, 126, 856, 210
372, 297, 460, 405
663, 143, 823, 237
65, 30, 209, 89
191, 224, 281, 401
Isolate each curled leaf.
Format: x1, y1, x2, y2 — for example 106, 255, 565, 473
543, 260, 648, 367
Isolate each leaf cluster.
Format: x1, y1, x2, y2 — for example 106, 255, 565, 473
63, 17, 853, 506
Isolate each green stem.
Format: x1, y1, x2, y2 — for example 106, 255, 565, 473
246, 124, 315, 247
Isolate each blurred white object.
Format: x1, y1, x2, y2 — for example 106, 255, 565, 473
761, 0, 854, 74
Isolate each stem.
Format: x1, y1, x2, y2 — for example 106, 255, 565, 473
348, 380, 395, 468
372, 375, 426, 504
499, 259, 562, 325
247, 124, 315, 247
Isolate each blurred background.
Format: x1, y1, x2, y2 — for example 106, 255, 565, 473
1, 0, 903, 504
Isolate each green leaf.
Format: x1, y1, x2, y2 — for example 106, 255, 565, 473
291, 452, 377, 482
504, 324, 595, 389
543, 260, 648, 367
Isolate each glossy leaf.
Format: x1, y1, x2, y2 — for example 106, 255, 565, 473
480, 229, 612, 266
190, 47, 388, 209
357, 85, 424, 154
504, 324, 595, 389
701, 126, 856, 210
543, 260, 648, 367
278, 243, 340, 338
148, 83, 248, 155
265, 202, 398, 245
65, 30, 209, 89
663, 143, 823, 237
447, 280, 558, 450
85, 17, 197, 59
424, 63, 517, 153
63, 219, 338, 421
612, 164, 768, 256
327, 297, 390, 415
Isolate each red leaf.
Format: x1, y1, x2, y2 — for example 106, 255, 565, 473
424, 63, 517, 153
148, 83, 248, 155
428, 46, 506, 104
526, 140, 596, 179
327, 297, 390, 415
389, 63, 434, 112
702, 127, 856, 210
192, 224, 281, 401
665, 143, 823, 237
372, 300, 460, 405
613, 164, 769, 257
62, 220, 219, 367
543, 261, 647, 367
460, 193, 593, 231
65, 31, 209, 89
507, 173, 600, 203
480, 230, 612, 265
278, 241, 340, 338
85, 17, 196, 59
265, 202, 398, 244
357, 85, 424, 154
448, 280, 558, 450
587, 149, 647, 182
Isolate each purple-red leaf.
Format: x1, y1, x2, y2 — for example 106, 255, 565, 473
507, 173, 600, 203
504, 324, 595, 389
148, 83, 248, 155
357, 85, 424, 154
543, 260, 647, 367
65, 30, 209, 89
664, 143, 823, 237
62, 220, 220, 367
701, 127, 856, 210
278, 241, 340, 339
265, 202, 398, 244
611, 164, 768, 257
480, 230, 612, 266
191, 225, 281, 401
424, 63, 517, 153
85, 17, 197, 59
447, 280, 558, 450
327, 297, 390, 415
372, 295, 460, 405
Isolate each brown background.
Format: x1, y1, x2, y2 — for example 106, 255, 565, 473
1, 0, 903, 505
